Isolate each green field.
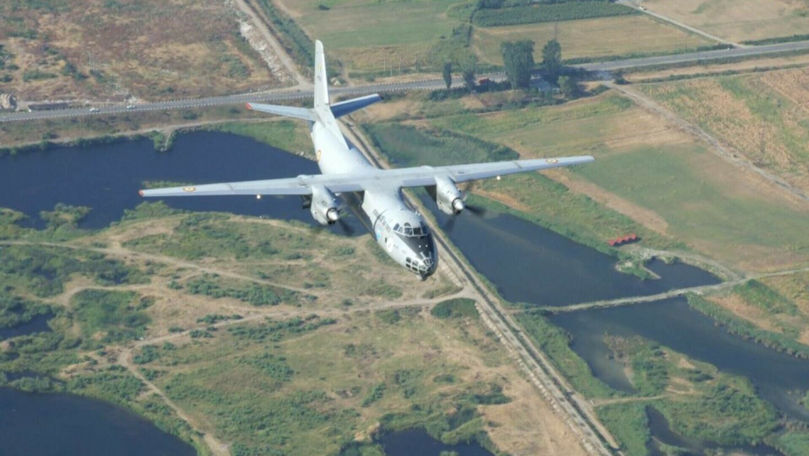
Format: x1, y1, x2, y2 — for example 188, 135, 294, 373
474, 15, 713, 65
574, 143, 809, 270
639, 70, 809, 199
472, 2, 638, 27
277, 0, 464, 75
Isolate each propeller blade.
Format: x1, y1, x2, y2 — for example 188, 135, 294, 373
443, 215, 457, 233
337, 218, 355, 235
465, 204, 487, 216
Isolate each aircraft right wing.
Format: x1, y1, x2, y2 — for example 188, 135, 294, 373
140, 156, 593, 199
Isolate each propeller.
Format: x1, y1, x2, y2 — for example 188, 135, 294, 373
442, 183, 487, 233
336, 217, 355, 236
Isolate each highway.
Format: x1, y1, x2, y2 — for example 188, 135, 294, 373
577, 39, 809, 72
3, 39, 809, 124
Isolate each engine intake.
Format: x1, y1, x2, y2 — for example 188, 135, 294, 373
434, 176, 464, 215
310, 185, 340, 225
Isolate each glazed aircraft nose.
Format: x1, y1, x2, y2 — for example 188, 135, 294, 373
419, 257, 437, 278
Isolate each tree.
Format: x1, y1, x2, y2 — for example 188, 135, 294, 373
457, 53, 478, 92
558, 75, 578, 99
541, 39, 562, 83
500, 40, 535, 89
443, 62, 453, 89
462, 68, 476, 92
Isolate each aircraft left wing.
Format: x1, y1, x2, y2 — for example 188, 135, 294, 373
139, 156, 592, 198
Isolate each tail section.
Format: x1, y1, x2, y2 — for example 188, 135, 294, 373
246, 41, 381, 120
314, 40, 329, 108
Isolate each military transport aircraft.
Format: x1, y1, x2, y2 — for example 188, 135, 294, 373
140, 41, 594, 279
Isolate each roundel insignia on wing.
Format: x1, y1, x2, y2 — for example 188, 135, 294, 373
182, 186, 197, 193
547, 158, 559, 164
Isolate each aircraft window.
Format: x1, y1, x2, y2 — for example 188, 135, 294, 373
412, 227, 422, 236
394, 223, 400, 232
405, 227, 412, 236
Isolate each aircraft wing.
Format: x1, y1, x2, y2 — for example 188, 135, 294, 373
399, 155, 595, 186
139, 156, 593, 198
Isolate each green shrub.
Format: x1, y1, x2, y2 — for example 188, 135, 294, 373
431, 299, 478, 319
474, 2, 638, 27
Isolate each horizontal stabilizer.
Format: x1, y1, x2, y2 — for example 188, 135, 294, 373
246, 102, 314, 121
330, 94, 382, 118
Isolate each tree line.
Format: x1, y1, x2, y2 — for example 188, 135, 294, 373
442, 38, 578, 98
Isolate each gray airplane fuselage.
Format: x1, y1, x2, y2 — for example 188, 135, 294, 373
312, 108, 437, 278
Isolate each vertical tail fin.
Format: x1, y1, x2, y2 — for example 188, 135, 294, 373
314, 40, 329, 108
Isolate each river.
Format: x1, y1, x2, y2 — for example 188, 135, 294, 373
0, 388, 195, 455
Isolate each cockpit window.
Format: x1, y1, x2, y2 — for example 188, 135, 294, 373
393, 221, 429, 237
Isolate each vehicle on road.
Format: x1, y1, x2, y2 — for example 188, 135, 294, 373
140, 41, 594, 279
89, 107, 99, 112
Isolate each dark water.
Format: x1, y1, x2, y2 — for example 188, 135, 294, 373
0, 388, 195, 456
645, 406, 782, 456
379, 429, 492, 456
0, 313, 53, 340
0, 131, 363, 234
429, 206, 720, 306
551, 298, 809, 421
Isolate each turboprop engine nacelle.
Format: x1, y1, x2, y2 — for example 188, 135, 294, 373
310, 185, 340, 225
434, 176, 464, 215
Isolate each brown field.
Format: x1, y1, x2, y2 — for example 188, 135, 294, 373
641, 0, 809, 42
0, 0, 284, 102
473, 15, 711, 65
639, 68, 809, 196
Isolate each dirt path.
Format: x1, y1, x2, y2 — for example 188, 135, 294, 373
607, 82, 809, 205
117, 348, 231, 456
1, 240, 321, 296
617, 0, 740, 47
591, 394, 667, 407
234, 0, 310, 88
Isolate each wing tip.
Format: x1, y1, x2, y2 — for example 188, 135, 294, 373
245, 102, 253, 111
138, 189, 145, 197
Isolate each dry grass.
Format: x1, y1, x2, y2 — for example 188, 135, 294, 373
639, 68, 809, 196
0, 0, 282, 102
641, 0, 809, 42
473, 15, 711, 65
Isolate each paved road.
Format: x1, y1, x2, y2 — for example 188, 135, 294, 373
0, 78, 449, 123
3, 40, 809, 124
577, 39, 809, 72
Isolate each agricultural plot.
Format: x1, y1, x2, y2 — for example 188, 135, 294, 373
275, 0, 463, 76
0, 0, 280, 101
472, 2, 638, 27
638, 69, 809, 196
473, 15, 712, 65
641, 0, 809, 43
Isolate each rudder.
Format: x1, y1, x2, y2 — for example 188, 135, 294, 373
314, 40, 329, 108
